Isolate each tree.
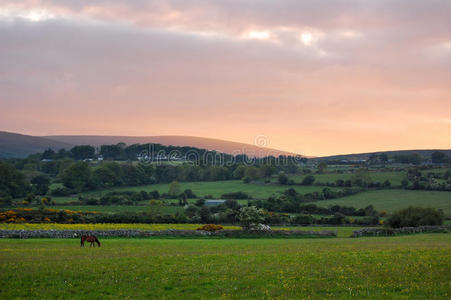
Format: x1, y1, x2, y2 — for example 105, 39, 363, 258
301, 175, 315, 185
401, 178, 409, 188
387, 207, 444, 228
93, 162, 122, 187
317, 162, 327, 174
184, 205, 199, 218
100, 144, 124, 160
62, 162, 92, 192
242, 176, 252, 184
70, 145, 95, 160
260, 165, 275, 178
431, 151, 447, 164
149, 199, 164, 219
198, 207, 211, 222
168, 181, 182, 198
0, 196, 13, 207
0, 162, 30, 198
352, 168, 372, 188
244, 166, 261, 181
238, 206, 266, 230
379, 154, 389, 164
278, 172, 289, 185
195, 198, 205, 207
31, 175, 50, 195
233, 165, 246, 179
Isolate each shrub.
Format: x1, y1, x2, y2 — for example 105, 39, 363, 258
387, 206, 444, 228
278, 172, 289, 185
242, 176, 252, 183
221, 191, 250, 199
302, 175, 316, 185
196, 224, 224, 231
195, 199, 206, 207
238, 206, 265, 230
50, 187, 72, 197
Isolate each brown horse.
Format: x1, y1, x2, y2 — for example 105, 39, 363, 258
80, 235, 101, 247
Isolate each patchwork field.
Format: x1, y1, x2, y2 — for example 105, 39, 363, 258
317, 189, 451, 216
81, 180, 330, 199
283, 170, 407, 187
0, 235, 450, 299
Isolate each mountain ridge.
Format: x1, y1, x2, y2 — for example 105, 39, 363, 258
43, 134, 300, 158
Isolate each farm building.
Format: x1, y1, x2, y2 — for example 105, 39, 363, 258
204, 200, 226, 206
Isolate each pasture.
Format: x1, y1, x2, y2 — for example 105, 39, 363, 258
317, 189, 451, 216
284, 170, 407, 187
81, 180, 330, 199
0, 235, 450, 299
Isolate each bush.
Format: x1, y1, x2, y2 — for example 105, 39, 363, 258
278, 172, 289, 185
301, 175, 315, 185
195, 199, 206, 207
197, 224, 224, 231
50, 187, 72, 197
221, 191, 249, 199
242, 176, 252, 184
387, 207, 444, 228
238, 206, 265, 230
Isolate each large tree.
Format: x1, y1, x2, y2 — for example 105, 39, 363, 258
70, 145, 95, 160
0, 162, 30, 198
31, 174, 50, 195
62, 162, 93, 192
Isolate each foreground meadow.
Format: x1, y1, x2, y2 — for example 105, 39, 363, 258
0, 234, 450, 299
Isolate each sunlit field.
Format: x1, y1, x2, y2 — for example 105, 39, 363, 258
0, 235, 449, 299
317, 189, 451, 216
81, 180, 331, 199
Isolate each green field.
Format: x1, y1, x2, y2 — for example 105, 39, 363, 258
82, 180, 330, 199
285, 170, 406, 187
318, 189, 451, 216
1, 235, 450, 299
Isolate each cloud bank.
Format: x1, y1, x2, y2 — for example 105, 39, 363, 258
0, 0, 450, 155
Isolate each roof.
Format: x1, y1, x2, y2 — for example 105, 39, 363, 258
204, 200, 226, 206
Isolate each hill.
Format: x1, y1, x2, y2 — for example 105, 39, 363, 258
0, 131, 73, 158
311, 149, 451, 161
0, 131, 300, 158
43, 135, 299, 158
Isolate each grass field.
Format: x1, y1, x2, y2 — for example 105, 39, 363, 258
0, 235, 449, 299
81, 180, 330, 199
284, 170, 406, 187
47, 204, 183, 214
318, 189, 451, 216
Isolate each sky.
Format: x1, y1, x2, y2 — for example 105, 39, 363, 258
0, 0, 450, 156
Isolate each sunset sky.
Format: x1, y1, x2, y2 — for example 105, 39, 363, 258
0, 0, 450, 156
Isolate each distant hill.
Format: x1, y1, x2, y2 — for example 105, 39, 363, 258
0, 131, 300, 158
312, 149, 451, 161
43, 135, 300, 158
0, 131, 73, 158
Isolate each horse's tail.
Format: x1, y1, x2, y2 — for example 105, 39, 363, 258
80, 236, 84, 247
95, 236, 101, 247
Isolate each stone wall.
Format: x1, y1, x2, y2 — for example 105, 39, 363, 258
352, 225, 451, 237
0, 229, 337, 239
